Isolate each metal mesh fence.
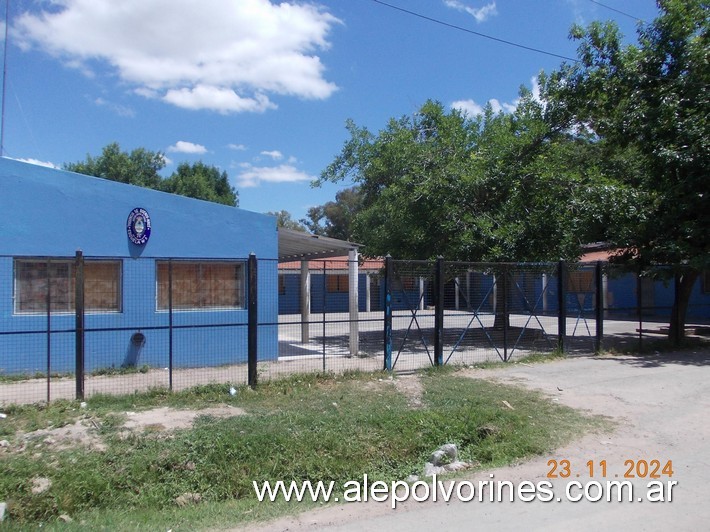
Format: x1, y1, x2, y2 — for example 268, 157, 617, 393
388, 259, 436, 372
1, 255, 254, 406
2, 254, 708, 406
437, 262, 561, 363
566, 262, 600, 353
600, 264, 710, 352
0, 256, 78, 404
259, 259, 385, 382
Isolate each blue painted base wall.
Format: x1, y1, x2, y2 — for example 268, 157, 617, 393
0, 257, 279, 375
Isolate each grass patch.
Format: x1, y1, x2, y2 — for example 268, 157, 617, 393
0, 400, 85, 438
0, 370, 604, 529
0, 372, 73, 383
463, 350, 566, 370
89, 364, 151, 377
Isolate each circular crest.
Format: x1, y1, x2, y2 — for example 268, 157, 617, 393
127, 208, 151, 245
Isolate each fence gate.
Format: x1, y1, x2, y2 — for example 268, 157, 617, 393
439, 263, 558, 364
388, 259, 436, 371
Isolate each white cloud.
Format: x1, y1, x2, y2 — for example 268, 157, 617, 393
488, 98, 517, 114
564, 0, 589, 24
237, 164, 313, 188
451, 97, 514, 116
228, 143, 247, 151
451, 99, 484, 116
530, 76, 541, 102
134, 87, 159, 99
443, 1, 498, 23
163, 86, 276, 114
167, 141, 208, 154
94, 97, 135, 117
260, 150, 283, 160
13, 157, 59, 169
14, 0, 340, 114
452, 77, 541, 116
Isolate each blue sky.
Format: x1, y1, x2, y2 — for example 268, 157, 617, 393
1, 0, 659, 222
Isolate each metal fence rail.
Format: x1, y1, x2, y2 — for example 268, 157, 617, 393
1, 253, 708, 405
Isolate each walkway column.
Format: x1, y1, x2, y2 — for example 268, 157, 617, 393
300, 260, 310, 343
348, 248, 359, 356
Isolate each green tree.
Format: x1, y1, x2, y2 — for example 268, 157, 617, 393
268, 210, 308, 232
64, 142, 164, 189
318, 98, 620, 262
319, 97, 630, 328
161, 161, 238, 207
319, 102, 482, 259
302, 186, 363, 241
65, 144, 239, 207
546, 0, 709, 341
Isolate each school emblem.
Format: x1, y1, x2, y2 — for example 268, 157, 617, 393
127, 208, 151, 245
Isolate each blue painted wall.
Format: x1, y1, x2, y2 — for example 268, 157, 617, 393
606, 272, 710, 319
0, 158, 278, 375
277, 262, 709, 323
278, 273, 436, 314
278, 273, 304, 315
310, 273, 371, 314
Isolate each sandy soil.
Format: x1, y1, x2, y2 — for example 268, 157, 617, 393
0, 404, 246, 456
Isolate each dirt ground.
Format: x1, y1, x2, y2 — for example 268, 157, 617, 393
1, 405, 246, 456
242, 348, 710, 531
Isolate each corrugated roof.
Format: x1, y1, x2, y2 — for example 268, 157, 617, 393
279, 258, 383, 271
278, 228, 362, 262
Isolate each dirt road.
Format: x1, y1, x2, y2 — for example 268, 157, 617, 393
244, 349, 710, 531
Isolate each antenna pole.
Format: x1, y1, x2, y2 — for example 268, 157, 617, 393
1, 0, 10, 157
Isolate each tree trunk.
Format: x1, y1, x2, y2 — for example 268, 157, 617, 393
668, 269, 700, 345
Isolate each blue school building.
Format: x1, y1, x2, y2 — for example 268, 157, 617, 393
0, 157, 279, 374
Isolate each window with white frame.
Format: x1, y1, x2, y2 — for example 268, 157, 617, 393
157, 261, 245, 310
14, 259, 122, 313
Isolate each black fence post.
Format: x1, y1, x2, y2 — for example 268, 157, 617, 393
46, 259, 51, 403
75, 250, 85, 400
168, 260, 173, 391
322, 261, 326, 372
383, 255, 392, 371
557, 260, 567, 353
672, 272, 682, 347
434, 256, 444, 366
502, 265, 509, 362
248, 253, 258, 388
637, 267, 643, 353
595, 261, 604, 353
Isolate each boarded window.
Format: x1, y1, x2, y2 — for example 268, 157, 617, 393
84, 262, 122, 311
14, 259, 121, 313
399, 276, 416, 291
157, 261, 245, 310
567, 270, 594, 293
326, 274, 348, 293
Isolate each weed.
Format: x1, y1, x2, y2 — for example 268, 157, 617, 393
89, 364, 151, 377
0, 370, 604, 529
